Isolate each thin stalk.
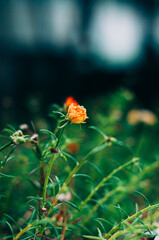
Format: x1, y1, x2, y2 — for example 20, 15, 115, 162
13, 219, 53, 240
35, 144, 45, 197
61, 205, 67, 240
40, 161, 45, 198
13, 223, 34, 240
108, 227, 138, 240
0, 145, 16, 173
52, 151, 90, 207
42, 155, 55, 206
42, 126, 65, 207
82, 187, 125, 226
51, 142, 108, 207
78, 158, 139, 211
0, 141, 12, 152
105, 203, 159, 239
13, 216, 76, 240
107, 160, 159, 212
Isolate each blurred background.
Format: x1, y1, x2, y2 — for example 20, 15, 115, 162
0, 0, 159, 125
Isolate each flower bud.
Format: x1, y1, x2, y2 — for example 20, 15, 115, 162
20, 124, 29, 131
30, 133, 38, 141
50, 147, 59, 154
10, 130, 26, 145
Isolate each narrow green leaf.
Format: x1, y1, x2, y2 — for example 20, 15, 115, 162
0, 195, 6, 200
5, 221, 14, 236
0, 173, 16, 178
40, 129, 57, 140
115, 140, 134, 156
27, 179, 40, 189
0, 141, 12, 152
3, 128, 14, 135
0, 135, 12, 141
135, 202, 139, 213
95, 219, 106, 233
135, 191, 150, 206
58, 121, 68, 129
52, 111, 65, 117
89, 126, 107, 139
54, 175, 61, 192
114, 204, 129, 218
88, 142, 107, 157
27, 231, 41, 240
23, 236, 36, 240
96, 218, 114, 227
73, 174, 93, 180
86, 161, 103, 178
48, 177, 55, 196
27, 196, 52, 207
97, 228, 105, 239
138, 219, 152, 234
7, 124, 16, 132
6, 156, 15, 163
61, 151, 77, 163
69, 187, 81, 201
65, 201, 80, 211
49, 222, 60, 237
29, 205, 43, 219
50, 103, 61, 110
4, 214, 21, 230
83, 235, 101, 239
29, 209, 36, 223
2, 235, 14, 239
60, 152, 68, 162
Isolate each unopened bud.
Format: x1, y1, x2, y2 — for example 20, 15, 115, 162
41, 207, 47, 212
105, 136, 117, 146
31, 134, 38, 141
50, 147, 59, 154
20, 124, 29, 130
10, 130, 26, 145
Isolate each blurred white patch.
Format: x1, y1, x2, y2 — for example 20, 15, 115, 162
50, 0, 80, 46
89, 1, 145, 66
10, 0, 34, 44
58, 192, 72, 202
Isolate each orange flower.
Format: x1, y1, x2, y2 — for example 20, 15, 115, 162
67, 103, 88, 124
65, 97, 78, 108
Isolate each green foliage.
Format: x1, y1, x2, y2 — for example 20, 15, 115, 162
0, 89, 159, 240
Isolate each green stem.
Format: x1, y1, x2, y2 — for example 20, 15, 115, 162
82, 187, 124, 226
52, 142, 112, 208
35, 144, 45, 196
40, 161, 45, 198
0, 141, 12, 152
107, 160, 159, 213
55, 125, 65, 148
14, 126, 67, 240
78, 158, 139, 211
13, 218, 51, 240
13, 223, 34, 240
0, 145, 16, 173
42, 126, 66, 207
108, 224, 150, 240
42, 155, 55, 206
52, 151, 90, 207
105, 203, 159, 239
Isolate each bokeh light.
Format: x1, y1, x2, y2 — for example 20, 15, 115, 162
89, 1, 145, 67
